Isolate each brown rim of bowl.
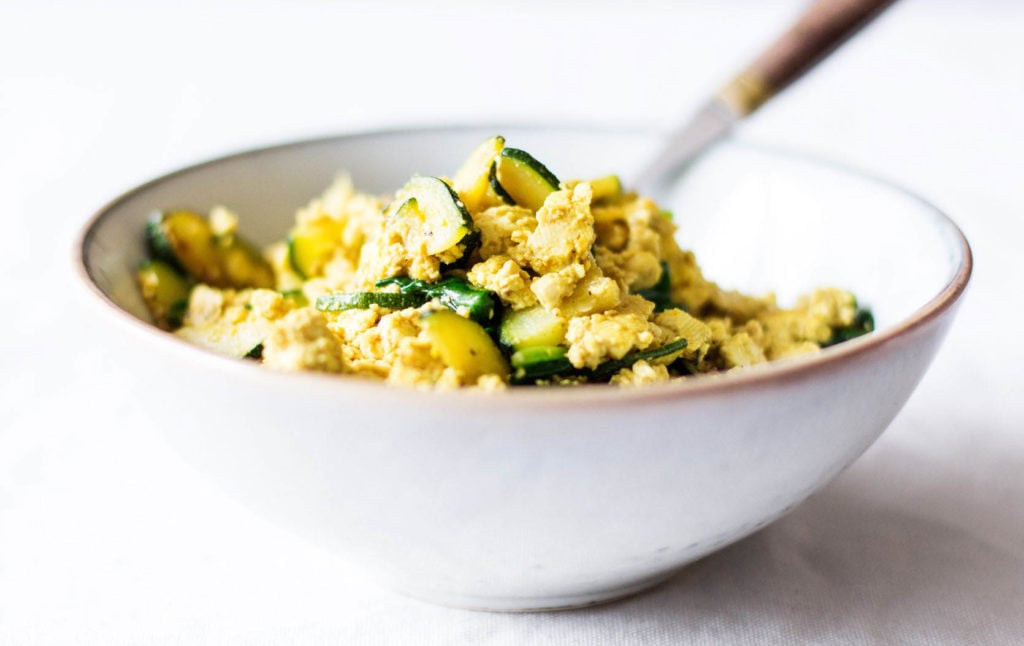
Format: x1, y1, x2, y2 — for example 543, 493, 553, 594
74, 123, 973, 412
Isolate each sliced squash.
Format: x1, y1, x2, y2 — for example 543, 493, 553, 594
391, 176, 476, 256
137, 259, 192, 330
420, 309, 509, 382
585, 174, 623, 202
493, 147, 560, 212
146, 210, 222, 285
287, 217, 344, 279
148, 209, 274, 289
452, 135, 505, 213
218, 235, 275, 289
315, 291, 426, 312
499, 306, 567, 349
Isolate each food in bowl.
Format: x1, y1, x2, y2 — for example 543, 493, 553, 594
137, 136, 873, 388
78, 127, 971, 610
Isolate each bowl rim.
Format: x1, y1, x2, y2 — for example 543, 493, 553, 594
74, 123, 973, 411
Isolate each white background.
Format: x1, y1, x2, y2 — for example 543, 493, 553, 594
2, 0, 1022, 643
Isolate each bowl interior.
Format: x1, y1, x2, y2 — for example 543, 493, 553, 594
80, 126, 967, 338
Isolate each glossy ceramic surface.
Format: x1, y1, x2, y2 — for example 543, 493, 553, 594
76, 126, 971, 611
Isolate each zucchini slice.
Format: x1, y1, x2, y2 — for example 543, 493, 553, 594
146, 210, 223, 285
635, 262, 677, 312
175, 319, 271, 359
586, 175, 622, 202
315, 291, 426, 312
376, 276, 497, 324
392, 177, 475, 256
493, 148, 560, 212
823, 308, 875, 347
588, 338, 688, 381
219, 235, 275, 289
499, 306, 567, 349
147, 209, 274, 289
279, 288, 309, 308
488, 159, 516, 205
452, 135, 505, 213
288, 218, 344, 279
510, 338, 690, 385
430, 278, 496, 323
510, 345, 573, 384
136, 259, 192, 330
420, 309, 509, 382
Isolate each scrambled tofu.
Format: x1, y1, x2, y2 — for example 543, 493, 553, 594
138, 136, 873, 389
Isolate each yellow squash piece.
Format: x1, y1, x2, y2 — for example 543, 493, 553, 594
391, 176, 475, 256
154, 210, 223, 285
493, 148, 560, 212
420, 310, 509, 383
136, 259, 191, 330
586, 175, 622, 202
219, 235, 275, 289
288, 217, 344, 279
452, 135, 505, 213
499, 306, 567, 349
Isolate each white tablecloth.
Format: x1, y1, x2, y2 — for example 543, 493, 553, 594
2, 0, 1022, 643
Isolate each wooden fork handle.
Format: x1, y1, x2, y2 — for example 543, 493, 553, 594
719, 0, 899, 115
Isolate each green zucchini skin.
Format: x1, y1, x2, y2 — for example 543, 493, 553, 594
510, 338, 689, 385
315, 291, 427, 312
432, 278, 496, 324
136, 258, 192, 330
145, 212, 184, 273
314, 276, 498, 324
823, 308, 875, 347
244, 343, 264, 360
510, 346, 573, 384
499, 148, 560, 189
488, 161, 516, 205
588, 338, 688, 381
492, 148, 561, 212
635, 261, 686, 312
376, 276, 497, 324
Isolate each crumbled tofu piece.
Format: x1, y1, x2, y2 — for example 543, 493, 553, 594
357, 227, 442, 286
652, 307, 712, 360
521, 184, 595, 274
185, 285, 227, 327
555, 264, 621, 318
208, 205, 239, 237
474, 205, 536, 261
610, 360, 671, 386
387, 334, 450, 387
719, 332, 767, 368
531, 263, 587, 310
566, 309, 656, 369
176, 287, 291, 358
596, 246, 663, 291
466, 255, 538, 310
262, 308, 344, 373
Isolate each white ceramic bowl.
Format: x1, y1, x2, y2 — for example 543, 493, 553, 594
75, 126, 971, 611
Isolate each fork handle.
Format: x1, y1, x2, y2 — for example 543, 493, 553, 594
719, 0, 899, 115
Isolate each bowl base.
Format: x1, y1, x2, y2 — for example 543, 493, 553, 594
391, 568, 682, 613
